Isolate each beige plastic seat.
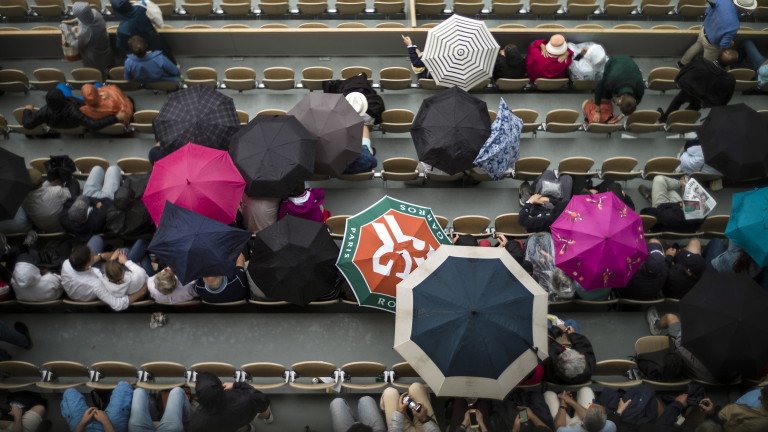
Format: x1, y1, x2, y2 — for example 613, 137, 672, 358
376, 22, 407, 28
106, 66, 141, 92
493, 213, 529, 237
529, 0, 561, 14
453, 0, 484, 14
261, 67, 295, 90
491, 0, 523, 11
30, 68, 67, 91
698, 214, 729, 238
31, 0, 65, 16
495, 78, 528, 91
544, 109, 580, 133
382, 158, 420, 181
338, 171, 375, 181
87, 361, 138, 390
241, 362, 288, 390
730, 68, 758, 91
190, 362, 237, 383
513, 157, 550, 180
572, 79, 597, 91
131, 110, 159, 134
534, 78, 569, 91
418, 78, 449, 90
665, 110, 701, 134
415, 0, 445, 13
117, 158, 153, 174
289, 361, 338, 390
536, 22, 565, 29
0, 361, 40, 390
593, 360, 643, 388
624, 110, 662, 133
183, 24, 213, 28
0, 69, 30, 93
222, 23, 252, 28
0, 0, 28, 17
236, 110, 249, 126
297, 0, 327, 13
138, 362, 188, 390
336, 0, 366, 13
0, 26, 23, 30
612, 23, 642, 29
337, 21, 367, 28
153, 1, 174, 15
646, 67, 679, 92
374, 0, 404, 12
341, 66, 373, 83
69, 67, 103, 89
325, 215, 350, 238
145, 80, 180, 93
641, 156, 683, 179
340, 362, 388, 390
223, 67, 257, 92
557, 157, 595, 176
640, 0, 673, 15
497, 23, 527, 28
220, 0, 251, 14
469, 78, 491, 91
566, 0, 597, 12
61, 299, 104, 307
37, 361, 90, 390
74, 157, 109, 175
379, 67, 412, 90
599, 157, 640, 181
434, 215, 449, 230
9, 107, 46, 136
256, 108, 287, 116
574, 23, 604, 29
676, 0, 705, 15
301, 66, 333, 91
248, 298, 291, 306
617, 296, 664, 306
452, 215, 491, 236
259, 0, 288, 14
584, 121, 623, 135
185, 67, 218, 88
640, 214, 660, 237
182, 0, 213, 15
635, 337, 692, 389
512, 109, 541, 134
381, 109, 414, 133
390, 362, 425, 389
260, 23, 289, 28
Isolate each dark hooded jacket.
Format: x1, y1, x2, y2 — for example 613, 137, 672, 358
493, 45, 526, 80
22, 89, 118, 131
675, 56, 736, 108
110, 0, 163, 53
188, 372, 270, 432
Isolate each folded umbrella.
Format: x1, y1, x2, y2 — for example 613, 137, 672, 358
725, 187, 768, 266
0, 148, 32, 221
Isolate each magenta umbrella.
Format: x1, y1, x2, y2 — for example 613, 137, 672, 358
549, 192, 648, 290
143, 143, 246, 226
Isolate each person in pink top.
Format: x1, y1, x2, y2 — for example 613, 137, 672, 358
277, 186, 327, 223
526, 34, 574, 84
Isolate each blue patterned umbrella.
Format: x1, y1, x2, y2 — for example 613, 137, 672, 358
473, 98, 522, 180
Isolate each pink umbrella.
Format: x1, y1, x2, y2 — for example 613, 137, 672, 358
143, 143, 246, 226
549, 192, 648, 290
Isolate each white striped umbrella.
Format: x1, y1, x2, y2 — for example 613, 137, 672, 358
421, 14, 500, 91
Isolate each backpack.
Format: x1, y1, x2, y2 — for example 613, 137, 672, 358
635, 339, 685, 382
44, 155, 76, 184
596, 385, 657, 426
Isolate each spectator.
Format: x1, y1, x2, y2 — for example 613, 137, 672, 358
401, 35, 431, 80
526, 34, 573, 84
715, 386, 768, 430
543, 321, 596, 385
544, 388, 617, 432
0, 207, 32, 235
79, 84, 134, 125
22, 89, 125, 132
61, 381, 133, 432
22, 168, 78, 233
343, 92, 378, 175
278, 186, 327, 223
61, 2, 111, 74
676, 135, 722, 176
525, 233, 579, 301
0, 320, 32, 361
123, 35, 180, 85
148, 266, 198, 304
60, 165, 121, 240
658, 50, 738, 122
738, 40, 768, 87
619, 238, 668, 301
662, 239, 706, 299
111, 0, 173, 60
188, 372, 273, 432
380, 384, 439, 432
101, 248, 149, 298
129, 386, 191, 432
638, 175, 702, 234
1, 393, 47, 432
518, 171, 573, 233
11, 251, 63, 302
567, 42, 607, 81
194, 253, 248, 304
240, 195, 279, 233
680, 0, 756, 65
445, 398, 493, 432
704, 238, 760, 277
330, 396, 386, 432
493, 44, 527, 80
593, 55, 644, 121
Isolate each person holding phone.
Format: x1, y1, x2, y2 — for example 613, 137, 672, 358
447, 398, 491, 432
512, 407, 552, 432
380, 383, 438, 432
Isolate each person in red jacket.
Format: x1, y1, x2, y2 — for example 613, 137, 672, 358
526, 34, 573, 84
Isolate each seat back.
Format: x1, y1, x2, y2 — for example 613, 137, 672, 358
138, 362, 188, 390
493, 213, 528, 236
297, 22, 329, 28
256, 109, 287, 116
0, 361, 40, 390
382, 157, 419, 171
191, 362, 237, 381
601, 157, 638, 173
290, 361, 338, 389
613, 23, 642, 29
593, 359, 643, 388
262, 67, 295, 89
74, 157, 109, 174
223, 67, 257, 91
325, 215, 350, 238
534, 78, 569, 91
379, 66, 412, 90
236, 110, 249, 125
31, 67, 67, 91
38, 361, 89, 389
376, 22, 406, 27
666, 109, 700, 125
698, 214, 729, 236
650, 24, 679, 30
341, 66, 373, 80
390, 362, 424, 389
337, 22, 367, 28
340, 361, 388, 389
0, 69, 30, 92
240, 362, 288, 389
643, 156, 681, 178
381, 109, 414, 133
513, 156, 550, 179
558, 157, 595, 175
260, 23, 289, 28
88, 361, 138, 389
452, 215, 491, 235
301, 66, 333, 90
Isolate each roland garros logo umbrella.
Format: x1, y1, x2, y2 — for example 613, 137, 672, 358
336, 196, 451, 313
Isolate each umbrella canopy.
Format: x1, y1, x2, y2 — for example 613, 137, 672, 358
725, 187, 768, 266
394, 245, 549, 399
550, 192, 648, 290
0, 148, 32, 221
411, 87, 491, 175
680, 271, 768, 379
421, 14, 499, 91
336, 196, 451, 313
148, 202, 252, 284
143, 143, 246, 226
229, 114, 317, 198
154, 85, 241, 153
473, 98, 522, 180
248, 216, 339, 306
699, 103, 768, 182
288, 93, 363, 176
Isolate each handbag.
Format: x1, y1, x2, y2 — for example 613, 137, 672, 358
59, 24, 81, 61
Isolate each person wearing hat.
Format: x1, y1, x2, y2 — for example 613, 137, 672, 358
680, 0, 756, 65
593, 55, 644, 120
526, 34, 573, 84
342, 92, 378, 175
59, 194, 112, 241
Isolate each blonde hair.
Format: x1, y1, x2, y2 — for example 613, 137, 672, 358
154, 270, 177, 295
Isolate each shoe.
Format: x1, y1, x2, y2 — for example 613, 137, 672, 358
519, 181, 532, 206
646, 306, 662, 335
23, 230, 38, 247
677, 61, 684, 68
13, 322, 32, 350
657, 108, 667, 124
638, 184, 652, 204
262, 406, 274, 424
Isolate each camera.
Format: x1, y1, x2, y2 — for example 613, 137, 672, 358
401, 395, 423, 413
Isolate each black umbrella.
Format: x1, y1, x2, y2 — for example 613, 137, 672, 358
699, 103, 768, 182
410, 86, 491, 175
0, 148, 32, 221
148, 202, 252, 284
247, 216, 339, 306
153, 85, 241, 153
680, 271, 768, 379
229, 115, 317, 199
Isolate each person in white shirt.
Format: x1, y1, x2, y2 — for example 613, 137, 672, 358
147, 266, 198, 304
61, 236, 146, 311
101, 249, 148, 297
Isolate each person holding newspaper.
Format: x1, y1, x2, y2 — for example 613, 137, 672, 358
637, 176, 713, 233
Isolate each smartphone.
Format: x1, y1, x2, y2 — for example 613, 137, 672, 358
518, 409, 529, 423
469, 409, 479, 429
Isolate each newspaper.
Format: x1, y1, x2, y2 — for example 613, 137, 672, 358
682, 178, 716, 220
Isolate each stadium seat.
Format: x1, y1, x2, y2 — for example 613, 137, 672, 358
557, 157, 595, 176
106, 67, 141, 92
117, 158, 153, 174
382, 158, 420, 181
646, 67, 679, 93
381, 109, 414, 133
30, 68, 67, 91
624, 110, 662, 133
223, 67, 257, 92
665, 110, 701, 135
340, 362, 388, 390
131, 110, 159, 134
261, 67, 295, 90
297, 0, 327, 14
336, 0, 366, 13
493, 213, 529, 237
240, 362, 289, 390
0, 361, 40, 390
137, 362, 188, 390
641, 157, 683, 179
452, 215, 491, 236
634, 337, 692, 389
37, 361, 90, 390
379, 67, 412, 90
0, 69, 29, 93
543, 109, 580, 133
599, 157, 640, 181
87, 361, 138, 390
513, 157, 550, 180
185, 67, 218, 88
593, 360, 643, 388
289, 361, 339, 390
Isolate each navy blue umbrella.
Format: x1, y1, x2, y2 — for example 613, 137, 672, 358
148, 201, 252, 284
394, 246, 548, 399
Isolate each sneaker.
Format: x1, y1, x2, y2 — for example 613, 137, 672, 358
646, 306, 662, 336
638, 184, 652, 204
519, 181, 532, 206
23, 230, 38, 247
13, 322, 32, 350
